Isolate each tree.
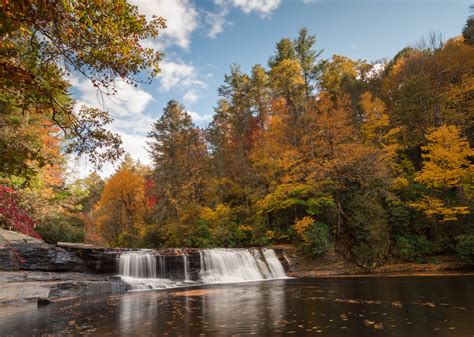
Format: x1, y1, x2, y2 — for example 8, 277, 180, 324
411, 125, 473, 222
95, 162, 147, 246
148, 100, 209, 228
268, 38, 297, 68
270, 59, 305, 145
0, 0, 165, 172
463, 5, 474, 45
294, 27, 323, 101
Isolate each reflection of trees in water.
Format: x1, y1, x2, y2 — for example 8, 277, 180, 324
200, 281, 287, 335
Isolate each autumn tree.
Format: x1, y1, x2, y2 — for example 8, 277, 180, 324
95, 158, 148, 246
0, 0, 165, 174
411, 125, 473, 222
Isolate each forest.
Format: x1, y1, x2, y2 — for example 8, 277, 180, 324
1, 1, 473, 270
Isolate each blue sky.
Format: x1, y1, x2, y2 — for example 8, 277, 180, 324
70, 0, 472, 177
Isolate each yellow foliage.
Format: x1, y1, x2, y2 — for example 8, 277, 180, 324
95, 167, 147, 243
265, 230, 276, 241
320, 55, 358, 93
200, 203, 232, 226
270, 59, 305, 89
360, 91, 390, 144
391, 177, 409, 190
293, 216, 315, 242
415, 125, 474, 189
409, 196, 470, 222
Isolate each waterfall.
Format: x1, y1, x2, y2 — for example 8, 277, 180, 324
199, 248, 287, 283
119, 248, 287, 290
262, 248, 287, 278
158, 255, 166, 278
183, 255, 189, 281
119, 252, 157, 278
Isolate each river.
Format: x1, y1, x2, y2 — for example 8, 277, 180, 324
1, 275, 472, 336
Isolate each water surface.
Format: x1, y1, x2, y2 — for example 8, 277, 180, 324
1, 276, 473, 336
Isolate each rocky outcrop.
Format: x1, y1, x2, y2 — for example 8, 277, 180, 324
0, 271, 127, 305
11, 243, 87, 272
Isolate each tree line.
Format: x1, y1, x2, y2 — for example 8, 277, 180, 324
1, 2, 473, 269
96, 22, 473, 268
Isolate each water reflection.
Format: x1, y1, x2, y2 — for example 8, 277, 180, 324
0, 276, 473, 336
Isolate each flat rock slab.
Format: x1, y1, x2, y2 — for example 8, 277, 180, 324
0, 271, 127, 305
0, 229, 43, 244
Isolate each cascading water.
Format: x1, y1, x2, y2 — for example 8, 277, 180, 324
119, 252, 157, 278
183, 255, 189, 281
199, 249, 286, 283
158, 255, 166, 278
119, 248, 287, 290
262, 248, 287, 278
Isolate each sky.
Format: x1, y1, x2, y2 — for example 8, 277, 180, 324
70, 0, 472, 178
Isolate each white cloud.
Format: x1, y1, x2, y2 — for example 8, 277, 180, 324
70, 133, 151, 179
129, 0, 198, 49
70, 77, 153, 118
188, 111, 213, 124
183, 90, 199, 105
205, 8, 231, 38
70, 77, 155, 177
215, 0, 281, 18
158, 60, 204, 92
205, 0, 279, 38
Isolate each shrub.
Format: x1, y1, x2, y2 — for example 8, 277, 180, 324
456, 235, 474, 265
345, 193, 390, 269
139, 225, 163, 248
392, 235, 434, 262
36, 216, 84, 244
304, 222, 331, 257
185, 221, 212, 248
0, 185, 40, 239
293, 217, 331, 257
113, 231, 138, 248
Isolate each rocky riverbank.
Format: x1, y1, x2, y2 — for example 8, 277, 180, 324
279, 244, 472, 277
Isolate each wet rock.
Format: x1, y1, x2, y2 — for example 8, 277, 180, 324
8, 243, 87, 272
62, 246, 121, 274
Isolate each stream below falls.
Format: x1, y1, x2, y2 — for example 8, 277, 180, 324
0, 275, 473, 336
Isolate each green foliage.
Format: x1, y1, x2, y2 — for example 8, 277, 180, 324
185, 221, 213, 248
138, 226, 163, 248
302, 222, 331, 257
392, 235, 435, 263
113, 231, 138, 248
346, 192, 390, 269
455, 235, 474, 265
36, 216, 85, 244
463, 5, 474, 45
